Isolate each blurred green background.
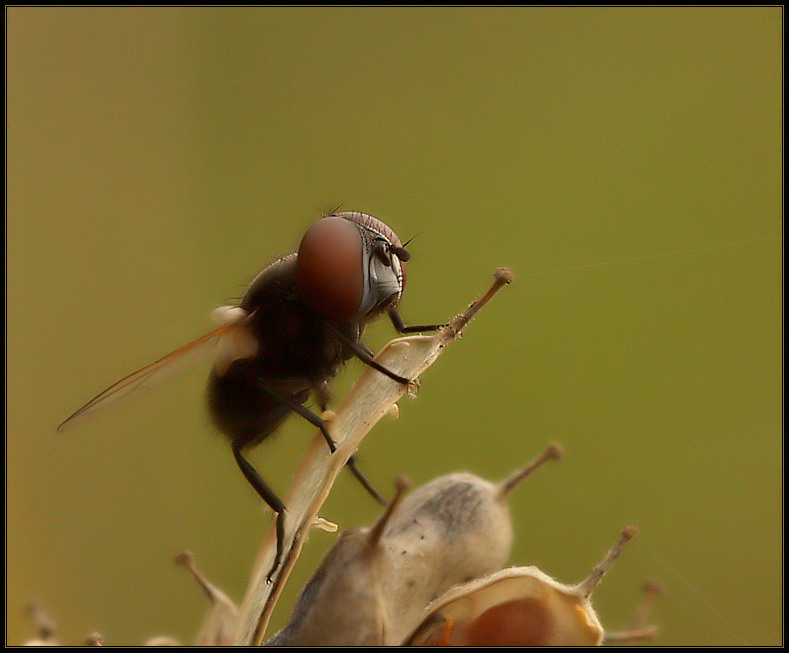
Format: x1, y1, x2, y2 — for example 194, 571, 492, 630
6, 6, 782, 646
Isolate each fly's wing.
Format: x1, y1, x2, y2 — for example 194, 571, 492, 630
57, 307, 258, 432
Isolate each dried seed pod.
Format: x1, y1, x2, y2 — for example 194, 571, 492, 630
266, 478, 412, 647
175, 550, 238, 646
267, 443, 562, 646
84, 632, 104, 646
143, 636, 183, 646
403, 526, 638, 646
22, 600, 59, 646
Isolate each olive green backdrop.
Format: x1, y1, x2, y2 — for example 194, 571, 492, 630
7, 7, 782, 646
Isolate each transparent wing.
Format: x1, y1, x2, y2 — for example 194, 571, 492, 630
57, 323, 237, 432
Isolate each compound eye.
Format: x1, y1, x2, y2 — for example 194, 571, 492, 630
296, 216, 364, 323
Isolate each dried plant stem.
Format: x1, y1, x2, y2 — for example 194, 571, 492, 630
232, 268, 513, 646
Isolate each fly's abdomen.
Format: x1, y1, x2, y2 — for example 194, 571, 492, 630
207, 365, 308, 450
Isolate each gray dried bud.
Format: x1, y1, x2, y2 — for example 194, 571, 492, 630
267, 443, 560, 646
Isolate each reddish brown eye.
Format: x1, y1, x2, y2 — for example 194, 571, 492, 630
295, 216, 364, 323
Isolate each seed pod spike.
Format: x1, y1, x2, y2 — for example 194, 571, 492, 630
603, 578, 662, 644
443, 268, 514, 338
175, 550, 238, 646
576, 526, 638, 599
496, 442, 563, 499
632, 579, 663, 629
175, 551, 219, 602
367, 476, 411, 548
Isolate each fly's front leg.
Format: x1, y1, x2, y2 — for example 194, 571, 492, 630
323, 321, 411, 384
388, 307, 444, 334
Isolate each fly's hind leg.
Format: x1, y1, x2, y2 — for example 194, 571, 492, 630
258, 384, 337, 453
259, 381, 385, 505
314, 379, 386, 507
231, 442, 286, 582
345, 457, 387, 506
